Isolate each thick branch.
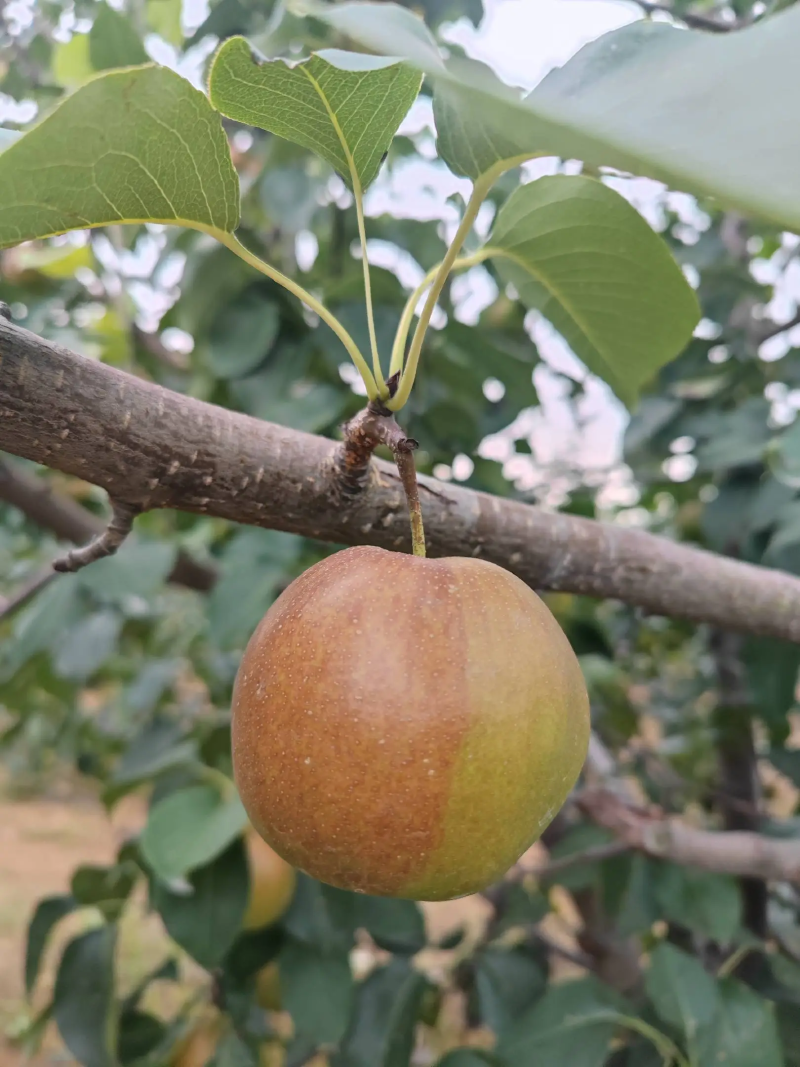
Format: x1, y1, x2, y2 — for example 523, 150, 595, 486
579, 788, 800, 884
0, 457, 216, 593
2, 318, 800, 641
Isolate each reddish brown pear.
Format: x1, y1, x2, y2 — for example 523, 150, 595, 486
231, 546, 589, 901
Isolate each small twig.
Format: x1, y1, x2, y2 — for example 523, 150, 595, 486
53, 501, 140, 573
0, 567, 56, 620
391, 440, 425, 557
530, 929, 594, 971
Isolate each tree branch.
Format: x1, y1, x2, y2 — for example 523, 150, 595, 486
578, 788, 800, 884
53, 499, 139, 573
0, 458, 216, 593
3, 317, 800, 640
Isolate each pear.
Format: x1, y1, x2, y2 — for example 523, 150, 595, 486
232, 546, 589, 900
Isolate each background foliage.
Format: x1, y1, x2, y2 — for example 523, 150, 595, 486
2, 0, 800, 1065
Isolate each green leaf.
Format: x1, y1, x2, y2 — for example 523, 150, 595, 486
26, 895, 77, 996
645, 943, 719, 1049
111, 718, 195, 788
141, 784, 247, 881
279, 938, 354, 1045
332, 957, 429, 1067
283, 874, 358, 953
208, 291, 281, 378
435, 1054, 497, 1067
744, 637, 800, 729
54, 926, 117, 1067
313, 3, 800, 231
52, 34, 94, 88
473, 946, 547, 1037
209, 37, 421, 190
0, 66, 239, 250
696, 977, 784, 1067
652, 863, 742, 945
486, 176, 699, 407
89, 3, 150, 70
71, 863, 138, 919
147, 0, 184, 45
78, 542, 177, 602
152, 837, 249, 969
498, 977, 623, 1066
54, 610, 122, 681
117, 1010, 166, 1066
354, 896, 426, 955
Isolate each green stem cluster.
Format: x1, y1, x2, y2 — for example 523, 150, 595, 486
220, 161, 513, 411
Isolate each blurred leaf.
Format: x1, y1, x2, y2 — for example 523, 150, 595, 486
354, 896, 426, 954
52, 33, 93, 88
318, 4, 800, 231
279, 938, 354, 1045
210, 39, 421, 191
5, 575, 81, 676
645, 943, 719, 1049
332, 957, 428, 1067
147, 0, 184, 44
696, 977, 784, 1067
111, 718, 196, 788
208, 528, 300, 649
54, 610, 122, 681
208, 292, 280, 378
491, 882, 549, 935
499, 977, 624, 1066
89, 3, 149, 69
71, 863, 138, 919
435, 1054, 497, 1067
260, 164, 321, 232
283, 874, 357, 953
211, 1030, 258, 1067
142, 784, 247, 881
26, 895, 76, 997
54, 926, 117, 1067
488, 176, 698, 407
743, 637, 800, 729
117, 1010, 166, 1066
78, 542, 177, 602
653, 864, 741, 944
0, 66, 239, 249
152, 837, 249, 969
474, 946, 547, 1037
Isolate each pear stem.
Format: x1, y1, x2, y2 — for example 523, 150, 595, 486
392, 440, 426, 558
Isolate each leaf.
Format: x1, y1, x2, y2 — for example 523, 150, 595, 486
486, 175, 699, 407
52, 34, 94, 88
313, 3, 800, 231
71, 863, 138, 919
743, 637, 800, 729
208, 528, 300, 649
282, 874, 358, 953
78, 542, 177, 602
435, 1054, 497, 1067
696, 977, 784, 1067
498, 977, 623, 1067
279, 938, 354, 1045
645, 943, 719, 1049
25, 895, 77, 996
141, 784, 247, 881
209, 38, 421, 190
652, 863, 742, 945
89, 3, 150, 70
473, 946, 547, 1037
152, 837, 249, 969
54, 926, 117, 1067
354, 896, 426, 955
117, 1010, 166, 1066
53, 610, 122, 681
5, 574, 81, 676
208, 291, 281, 378
332, 957, 429, 1067
111, 717, 195, 788
147, 0, 184, 45
0, 65, 239, 250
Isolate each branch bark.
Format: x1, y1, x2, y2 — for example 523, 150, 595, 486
3, 317, 800, 641
579, 788, 800, 885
